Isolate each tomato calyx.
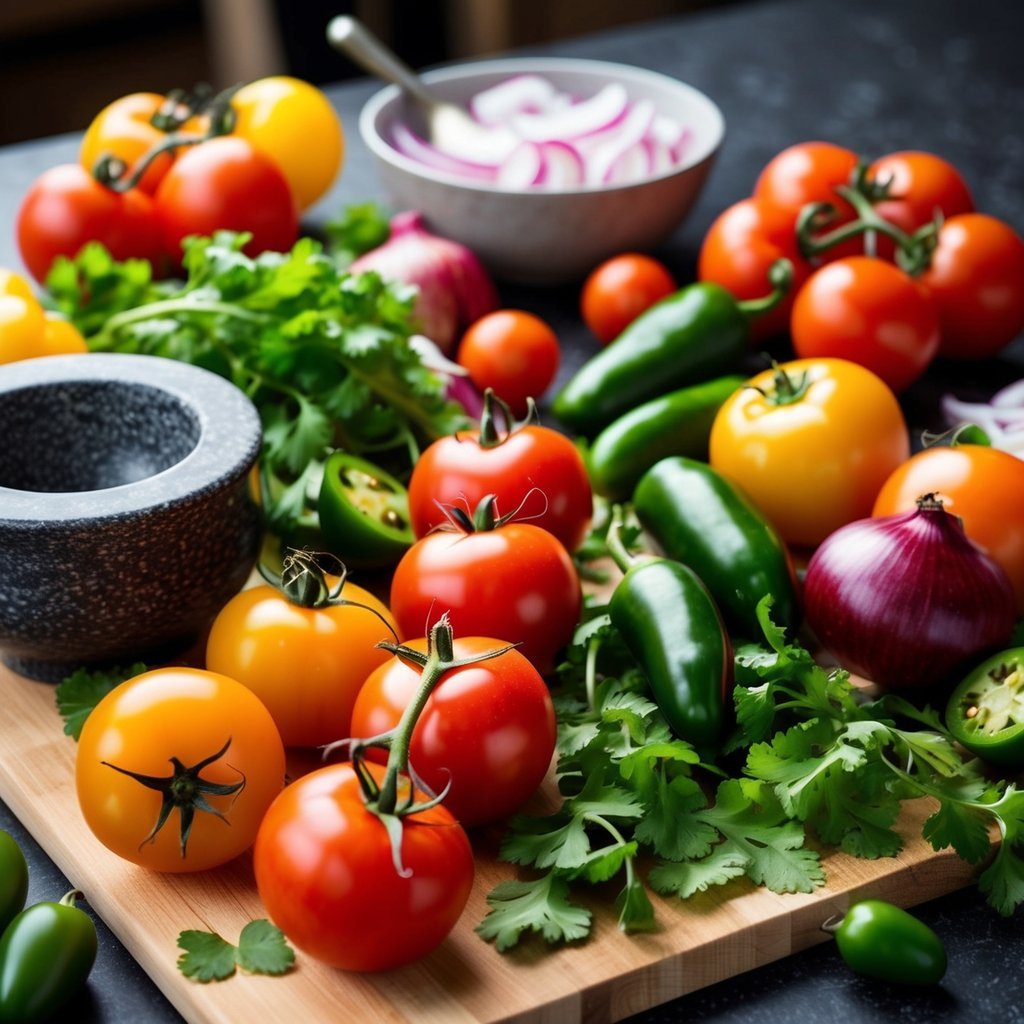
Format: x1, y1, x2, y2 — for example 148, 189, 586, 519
477, 387, 540, 449
326, 615, 516, 875
442, 492, 531, 534
100, 737, 245, 858
733, 257, 795, 320
744, 360, 812, 407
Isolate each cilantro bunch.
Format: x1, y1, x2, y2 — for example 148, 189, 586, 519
46, 233, 469, 534
478, 599, 1024, 952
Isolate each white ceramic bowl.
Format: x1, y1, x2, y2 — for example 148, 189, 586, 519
359, 57, 725, 284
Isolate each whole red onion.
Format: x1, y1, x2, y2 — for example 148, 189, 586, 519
803, 495, 1017, 691
350, 210, 499, 354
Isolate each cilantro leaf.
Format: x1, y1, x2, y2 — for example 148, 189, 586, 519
177, 930, 238, 983
615, 877, 657, 933
324, 201, 391, 269
235, 920, 296, 976
177, 921, 294, 982
55, 663, 147, 740
649, 842, 750, 899
476, 875, 592, 951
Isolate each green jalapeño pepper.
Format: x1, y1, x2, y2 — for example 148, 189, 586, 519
945, 647, 1024, 771
318, 451, 415, 570
552, 260, 792, 438
0, 832, 28, 934
633, 456, 800, 638
606, 510, 732, 756
825, 899, 947, 986
588, 376, 746, 501
0, 890, 98, 1023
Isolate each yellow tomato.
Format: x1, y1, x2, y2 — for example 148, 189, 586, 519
0, 268, 35, 301
709, 357, 910, 548
41, 314, 89, 356
0, 294, 47, 365
231, 77, 344, 211
205, 580, 396, 748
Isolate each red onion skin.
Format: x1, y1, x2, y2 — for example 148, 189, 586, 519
803, 501, 1017, 692
350, 211, 499, 354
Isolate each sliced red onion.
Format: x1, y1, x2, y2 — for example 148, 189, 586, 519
992, 377, 1024, 408
584, 98, 656, 185
941, 385, 1024, 456
496, 141, 545, 188
391, 123, 498, 181
469, 74, 561, 124
510, 83, 630, 142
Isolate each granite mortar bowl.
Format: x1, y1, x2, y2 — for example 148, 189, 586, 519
0, 353, 263, 682
359, 57, 725, 284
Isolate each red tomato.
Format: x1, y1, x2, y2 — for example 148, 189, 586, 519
350, 637, 556, 827
456, 310, 560, 417
407, 418, 592, 552
919, 214, 1024, 360
791, 256, 941, 392
754, 141, 860, 218
253, 761, 473, 971
697, 196, 811, 340
580, 253, 677, 344
390, 519, 581, 674
873, 444, 1024, 612
868, 150, 974, 232
16, 164, 164, 283
154, 136, 298, 260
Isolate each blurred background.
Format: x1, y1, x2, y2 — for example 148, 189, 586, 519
0, 0, 740, 145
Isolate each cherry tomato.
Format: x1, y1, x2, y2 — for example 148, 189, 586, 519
697, 196, 811, 340
868, 150, 974, 232
154, 136, 298, 260
407, 416, 593, 552
231, 76, 344, 211
754, 141, 860, 218
80, 92, 178, 195
791, 256, 940, 392
75, 667, 285, 872
709, 358, 910, 548
350, 637, 555, 827
456, 310, 560, 417
918, 214, 1024, 360
253, 760, 473, 971
16, 164, 164, 283
390, 518, 581, 674
872, 444, 1024, 611
580, 253, 677, 344
205, 580, 398, 748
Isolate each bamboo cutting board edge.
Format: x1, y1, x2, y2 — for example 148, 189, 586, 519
0, 662, 983, 1024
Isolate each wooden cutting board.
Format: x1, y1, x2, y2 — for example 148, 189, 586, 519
0, 660, 982, 1024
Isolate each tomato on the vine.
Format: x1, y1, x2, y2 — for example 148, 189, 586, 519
390, 506, 581, 673
709, 357, 910, 548
791, 256, 940, 392
350, 637, 556, 827
919, 213, 1024, 360
154, 136, 298, 260
868, 150, 974, 232
456, 310, 560, 417
753, 141, 860, 218
205, 578, 397, 748
253, 760, 473, 971
697, 196, 810, 340
873, 444, 1024, 612
16, 164, 164, 283
231, 77, 344, 211
407, 395, 592, 552
75, 667, 285, 873
580, 253, 677, 344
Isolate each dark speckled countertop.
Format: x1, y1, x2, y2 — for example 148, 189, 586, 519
1, 0, 1022, 1020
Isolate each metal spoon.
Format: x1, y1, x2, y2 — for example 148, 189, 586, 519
326, 15, 515, 165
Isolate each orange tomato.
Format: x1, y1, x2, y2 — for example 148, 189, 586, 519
872, 444, 1024, 611
580, 252, 676, 344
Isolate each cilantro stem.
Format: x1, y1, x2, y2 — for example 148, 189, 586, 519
585, 636, 601, 714
584, 813, 637, 887
100, 298, 271, 336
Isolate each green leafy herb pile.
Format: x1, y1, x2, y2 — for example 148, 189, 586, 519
46, 233, 469, 536
478, 599, 1023, 951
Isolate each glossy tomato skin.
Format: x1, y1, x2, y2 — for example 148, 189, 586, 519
697, 196, 811, 340
709, 358, 910, 548
253, 761, 473, 971
350, 637, 556, 827
791, 256, 940, 392
919, 214, 1024, 360
456, 310, 560, 417
753, 141, 860, 218
75, 668, 285, 872
868, 150, 974, 231
16, 164, 164, 283
154, 136, 298, 260
873, 444, 1024, 612
581, 253, 677, 344
390, 522, 581, 674
407, 424, 593, 552
205, 582, 398, 748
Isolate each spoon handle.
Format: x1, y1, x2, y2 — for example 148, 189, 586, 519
327, 16, 437, 108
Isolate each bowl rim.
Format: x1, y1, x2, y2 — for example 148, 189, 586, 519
359, 56, 726, 197
0, 353, 261, 523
